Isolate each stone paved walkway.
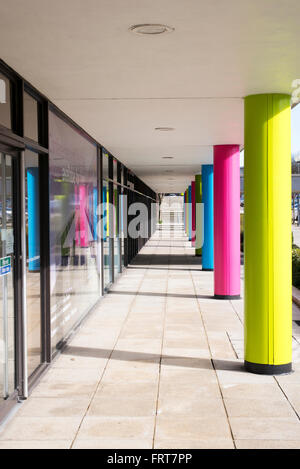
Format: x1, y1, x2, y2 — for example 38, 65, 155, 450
0, 226, 300, 449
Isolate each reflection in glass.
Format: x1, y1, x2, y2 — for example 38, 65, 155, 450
121, 188, 125, 268
24, 149, 42, 376
49, 111, 100, 352
120, 166, 124, 187
0, 153, 15, 397
103, 152, 109, 181
0, 74, 11, 129
108, 181, 114, 284
114, 184, 120, 277
103, 180, 110, 289
24, 91, 39, 141
113, 158, 118, 181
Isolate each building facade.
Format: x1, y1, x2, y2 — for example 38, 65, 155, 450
0, 59, 157, 420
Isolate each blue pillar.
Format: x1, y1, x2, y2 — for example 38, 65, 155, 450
202, 165, 214, 271
188, 185, 192, 241
27, 167, 40, 272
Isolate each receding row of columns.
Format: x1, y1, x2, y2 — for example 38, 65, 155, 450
183, 93, 292, 375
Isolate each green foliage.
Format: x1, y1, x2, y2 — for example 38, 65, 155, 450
292, 248, 300, 288
240, 213, 244, 232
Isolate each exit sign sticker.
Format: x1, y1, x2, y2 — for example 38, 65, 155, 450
0, 256, 11, 276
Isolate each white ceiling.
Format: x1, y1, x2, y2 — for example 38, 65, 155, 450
1, 0, 300, 192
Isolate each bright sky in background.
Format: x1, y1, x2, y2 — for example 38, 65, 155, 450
240, 149, 244, 167
292, 103, 300, 155
240, 102, 300, 167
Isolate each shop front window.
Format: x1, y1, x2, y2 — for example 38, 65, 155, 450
49, 111, 100, 352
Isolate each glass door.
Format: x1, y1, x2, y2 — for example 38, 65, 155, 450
0, 145, 47, 408
0, 152, 15, 398
24, 150, 42, 377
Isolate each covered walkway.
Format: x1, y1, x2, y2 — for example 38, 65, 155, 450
1, 225, 300, 449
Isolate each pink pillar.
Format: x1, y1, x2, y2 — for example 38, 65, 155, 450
191, 181, 196, 247
214, 145, 240, 299
79, 184, 89, 248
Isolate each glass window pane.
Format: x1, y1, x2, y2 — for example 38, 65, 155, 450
121, 188, 125, 268
0, 74, 11, 129
24, 149, 42, 376
103, 179, 110, 289
103, 152, 109, 180
108, 181, 114, 284
49, 111, 100, 353
114, 184, 120, 277
121, 166, 124, 186
113, 158, 118, 181
0, 153, 15, 396
24, 91, 39, 141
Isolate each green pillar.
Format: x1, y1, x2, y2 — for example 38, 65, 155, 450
244, 93, 292, 374
195, 174, 203, 256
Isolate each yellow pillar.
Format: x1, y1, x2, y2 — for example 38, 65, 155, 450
244, 94, 292, 374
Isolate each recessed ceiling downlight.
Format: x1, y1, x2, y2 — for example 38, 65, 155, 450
162, 156, 174, 159
129, 24, 174, 35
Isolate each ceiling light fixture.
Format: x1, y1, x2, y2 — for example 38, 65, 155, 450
155, 127, 175, 131
129, 24, 174, 35
162, 156, 174, 159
